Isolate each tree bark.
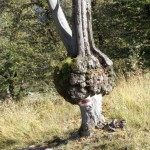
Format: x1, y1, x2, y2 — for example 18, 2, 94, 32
79, 94, 105, 136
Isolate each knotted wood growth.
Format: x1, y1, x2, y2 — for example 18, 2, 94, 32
54, 0, 115, 104
55, 57, 114, 105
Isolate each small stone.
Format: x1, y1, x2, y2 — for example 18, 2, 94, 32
28, 145, 36, 150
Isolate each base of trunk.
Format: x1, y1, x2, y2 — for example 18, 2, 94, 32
78, 94, 105, 136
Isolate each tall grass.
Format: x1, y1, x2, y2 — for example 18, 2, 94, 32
104, 75, 150, 129
0, 94, 80, 149
0, 74, 150, 150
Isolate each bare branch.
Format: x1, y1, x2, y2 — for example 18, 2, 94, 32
47, 0, 77, 57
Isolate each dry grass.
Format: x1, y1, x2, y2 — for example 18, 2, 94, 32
0, 94, 80, 149
0, 74, 150, 150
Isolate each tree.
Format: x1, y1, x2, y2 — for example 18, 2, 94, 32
47, 0, 115, 136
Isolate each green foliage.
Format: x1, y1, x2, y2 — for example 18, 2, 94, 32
0, 0, 67, 100
92, 0, 150, 73
125, 41, 145, 74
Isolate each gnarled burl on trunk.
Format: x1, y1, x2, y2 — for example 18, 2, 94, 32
48, 0, 115, 136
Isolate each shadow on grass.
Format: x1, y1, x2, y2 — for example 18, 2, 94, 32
0, 140, 17, 150
46, 130, 80, 148
18, 130, 80, 150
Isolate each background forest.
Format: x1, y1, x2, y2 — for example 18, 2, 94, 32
0, 0, 150, 150
0, 0, 149, 100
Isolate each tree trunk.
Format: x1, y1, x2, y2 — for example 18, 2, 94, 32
79, 94, 105, 136
70, 0, 114, 135
72, 0, 112, 66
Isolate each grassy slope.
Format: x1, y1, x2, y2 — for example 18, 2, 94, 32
0, 74, 150, 150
